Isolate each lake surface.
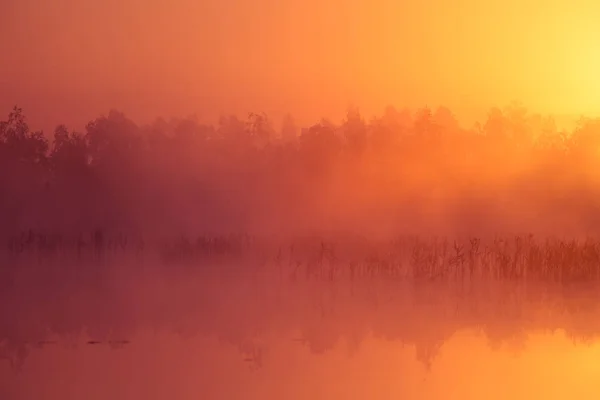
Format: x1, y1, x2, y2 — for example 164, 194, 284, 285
2, 243, 600, 400
2, 328, 600, 400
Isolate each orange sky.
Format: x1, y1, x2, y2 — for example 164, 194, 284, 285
2, 0, 600, 130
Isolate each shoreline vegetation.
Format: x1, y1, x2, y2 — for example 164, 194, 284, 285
4, 232, 600, 371
4, 103, 600, 371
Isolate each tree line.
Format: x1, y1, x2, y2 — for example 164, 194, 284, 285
2, 103, 600, 237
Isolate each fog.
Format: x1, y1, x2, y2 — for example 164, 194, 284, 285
3, 245, 600, 399
3, 104, 600, 238
5, 101, 600, 398
5, 0, 600, 396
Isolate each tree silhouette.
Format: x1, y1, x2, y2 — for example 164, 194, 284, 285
280, 113, 297, 143
342, 106, 367, 157
0, 102, 600, 239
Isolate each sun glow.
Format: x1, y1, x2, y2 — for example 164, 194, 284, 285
556, 18, 600, 115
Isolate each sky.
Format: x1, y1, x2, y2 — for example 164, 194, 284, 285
2, 0, 600, 131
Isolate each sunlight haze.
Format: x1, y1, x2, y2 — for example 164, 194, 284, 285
2, 0, 600, 130
6, 1, 600, 399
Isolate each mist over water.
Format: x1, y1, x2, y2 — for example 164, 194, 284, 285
3, 105, 600, 398
3, 238, 600, 399
5, 0, 600, 395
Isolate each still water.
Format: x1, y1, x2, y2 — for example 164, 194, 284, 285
2, 261, 600, 399
2, 329, 600, 400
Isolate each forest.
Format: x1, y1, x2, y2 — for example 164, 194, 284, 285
2, 103, 600, 237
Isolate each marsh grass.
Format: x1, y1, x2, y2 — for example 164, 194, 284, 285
3, 231, 600, 371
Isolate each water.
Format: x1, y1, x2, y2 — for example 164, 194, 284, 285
2, 239, 600, 399
2, 328, 600, 399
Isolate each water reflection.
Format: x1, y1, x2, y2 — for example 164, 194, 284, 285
3, 235, 600, 399
2, 329, 600, 400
